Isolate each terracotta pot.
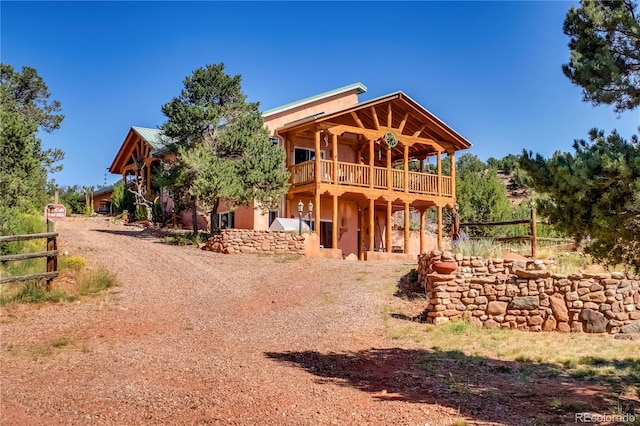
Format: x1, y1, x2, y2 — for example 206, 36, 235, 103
432, 261, 457, 274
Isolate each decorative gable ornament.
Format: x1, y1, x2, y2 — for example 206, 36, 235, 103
384, 130, 398, 148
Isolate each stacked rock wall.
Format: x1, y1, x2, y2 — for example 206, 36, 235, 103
202, 229, 306, 255
417, 251, 640, 334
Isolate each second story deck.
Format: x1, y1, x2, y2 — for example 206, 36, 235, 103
289, 159, 453, 198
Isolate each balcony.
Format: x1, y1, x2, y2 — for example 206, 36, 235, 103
289, 159, 453, 197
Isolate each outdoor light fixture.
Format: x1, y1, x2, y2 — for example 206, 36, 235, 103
135, 156, 143, 171
297, 200, 314, 235
298, 200, 304, 235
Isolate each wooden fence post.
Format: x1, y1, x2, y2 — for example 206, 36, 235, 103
46, 232, 57, 290
530, 208, 537, 258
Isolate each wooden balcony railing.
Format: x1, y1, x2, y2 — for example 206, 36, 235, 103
391, 169, 404, 191
373, 166, 387, 189
291, 161, 315, 185
289, 160, 454, 197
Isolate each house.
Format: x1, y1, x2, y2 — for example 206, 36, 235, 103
92, 185, 115, 214
109, 83, 471, 260
78, 185, 115, 214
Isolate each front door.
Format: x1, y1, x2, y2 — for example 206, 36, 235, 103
320, 221, 332, 248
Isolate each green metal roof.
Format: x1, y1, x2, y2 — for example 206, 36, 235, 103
131, 126, 173, 151
262, 82, 367, 117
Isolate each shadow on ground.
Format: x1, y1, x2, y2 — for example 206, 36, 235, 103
265, 347, 640, 425
91, 228, 163, 240
394, 270, 425, 301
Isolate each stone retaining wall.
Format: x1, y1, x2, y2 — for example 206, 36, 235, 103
202, 229, 306, 255
418, 251, 640, 334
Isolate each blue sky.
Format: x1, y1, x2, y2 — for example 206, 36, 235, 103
2, 1, 638, 188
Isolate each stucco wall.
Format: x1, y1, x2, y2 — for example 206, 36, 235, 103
284, 196, 359, 258
417, 251, 640, 334
264, 91, 360, 135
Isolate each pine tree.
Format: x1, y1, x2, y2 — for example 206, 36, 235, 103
0, 64, 64, 236
521, 129, 640, 269
159, 63, 289, 232
563, 0, 640, 113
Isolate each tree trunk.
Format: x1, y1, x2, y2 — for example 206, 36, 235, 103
192, 197, 198, 235
209, 198, 220, 234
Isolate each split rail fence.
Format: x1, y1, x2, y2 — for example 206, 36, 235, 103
0, 232, 59, 289
460, 209, 573, 258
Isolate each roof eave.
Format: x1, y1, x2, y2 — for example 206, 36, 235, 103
262, 82, 367, 118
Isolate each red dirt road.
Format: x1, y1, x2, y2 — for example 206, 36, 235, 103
1, 217, 541, 425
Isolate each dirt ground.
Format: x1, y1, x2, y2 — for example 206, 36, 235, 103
0, 217, 631, 425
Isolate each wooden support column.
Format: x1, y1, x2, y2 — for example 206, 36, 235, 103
450, 151, 456, 198
386, 200, 392, 252
287, 137, 294, 167
315, 192, 321, 237
359, 207, 365, 260
437, 151, 442, 196
314, 128, 322, 237
314, 129, 321, 185
285, 195, 291, 218
419, 209, 426, 254
386, 146, 392, 190
403, 144, 409, 193
332, 133, 338, 185
437, 205, 443, 250
368, 198, 375, 252
369, 137, 374, 189
404, 202, 410, 253
332, 194, 338, 249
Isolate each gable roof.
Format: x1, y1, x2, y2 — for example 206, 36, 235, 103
131, 126, 172, 151
277, 91, 472, 151
109, 126, 176, 174
262, 82, 367, 118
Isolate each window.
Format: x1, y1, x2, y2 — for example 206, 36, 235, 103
218, 211, 235, 229
294, 147, 325, 164
268, 210, 279, 226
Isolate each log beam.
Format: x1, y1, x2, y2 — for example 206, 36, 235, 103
371, 107, 380, 130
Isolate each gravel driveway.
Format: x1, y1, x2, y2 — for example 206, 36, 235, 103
1, 217, 471, 425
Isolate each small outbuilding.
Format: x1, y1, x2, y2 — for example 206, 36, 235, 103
269, 218, 310, 233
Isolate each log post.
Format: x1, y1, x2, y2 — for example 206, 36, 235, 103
404, 202, 410, 253
45, 233, 57, 290
531, 207, 537, 258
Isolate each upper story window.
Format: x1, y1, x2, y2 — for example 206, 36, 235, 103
294, 147, 325, 164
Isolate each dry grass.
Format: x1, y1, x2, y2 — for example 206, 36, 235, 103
0, 256, 117, 306
382, 280, 640, 422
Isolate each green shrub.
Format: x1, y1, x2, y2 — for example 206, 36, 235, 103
59, 256, 86, 271
135, 205, 147, 221
152, 199, 163, 224
111, 180, 135, 214
0, 208, 46, 255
